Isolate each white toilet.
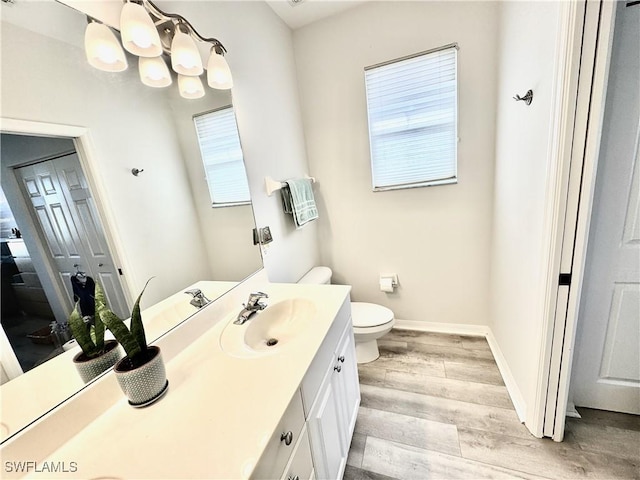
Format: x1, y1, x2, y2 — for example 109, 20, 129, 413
298, 267, 395, 363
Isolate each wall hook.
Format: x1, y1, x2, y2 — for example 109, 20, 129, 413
131, 168, 144, 176
513, 89, 533, 105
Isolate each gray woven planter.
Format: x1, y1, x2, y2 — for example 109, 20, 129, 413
113, 346, 168, 407
73, 340, 123, 383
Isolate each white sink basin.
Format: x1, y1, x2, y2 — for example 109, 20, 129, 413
219, 299, 317, 358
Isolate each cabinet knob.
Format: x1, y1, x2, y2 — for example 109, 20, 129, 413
334, 365, 342, 373
280, 431, 293, 446
338, 356, 345, 363
98, 263, 104, 267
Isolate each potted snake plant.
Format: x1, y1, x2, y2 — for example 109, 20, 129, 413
69, 283, 123, 383
99, 279, 168, 407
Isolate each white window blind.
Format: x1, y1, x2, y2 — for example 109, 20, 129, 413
365, 45, 458, 190
194, 107, 250, 206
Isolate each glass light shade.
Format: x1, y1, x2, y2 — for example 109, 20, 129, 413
207, 49, 233, 90
84, 22, 127, 72
120, 2, 162, 57
139, 57, 172, 87
178, 74, 205, 99
170, 30, 203, 76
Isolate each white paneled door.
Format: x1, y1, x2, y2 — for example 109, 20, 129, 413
572, 2, 640, 415
15, 154, 129, 319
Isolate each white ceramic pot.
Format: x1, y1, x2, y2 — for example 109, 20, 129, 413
113, 346, 168, 407
72, 340, 123, 383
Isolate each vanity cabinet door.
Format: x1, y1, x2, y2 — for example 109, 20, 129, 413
281, 425, 313, 480
252, 390, 306, 480
334, 326, 360, 446
308, 371, 346, 480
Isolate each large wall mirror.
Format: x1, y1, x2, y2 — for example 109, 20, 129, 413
0, 0, 262, 442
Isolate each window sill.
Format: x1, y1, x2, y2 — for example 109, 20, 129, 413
373, 177, 457, 192
211, 201, 252, 208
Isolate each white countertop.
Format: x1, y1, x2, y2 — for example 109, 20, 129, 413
2, 281, 351, 479
0, 280, 237, 443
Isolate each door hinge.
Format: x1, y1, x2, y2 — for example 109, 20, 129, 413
118, 268, 123, 276
559, 273, 571, 286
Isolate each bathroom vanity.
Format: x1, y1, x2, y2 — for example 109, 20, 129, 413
0, 280, 237, 443
0, 275, 359, 480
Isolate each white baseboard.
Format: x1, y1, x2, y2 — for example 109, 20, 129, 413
392, 320, 527, 424
486, 329, 527, 423
393, 319, 490, 337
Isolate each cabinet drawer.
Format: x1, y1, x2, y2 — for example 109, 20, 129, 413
252, 389, 305, 480
301, 298, 351, 414
281, 425, 313, 480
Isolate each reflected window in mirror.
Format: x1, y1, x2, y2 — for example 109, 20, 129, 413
194, 107, 250, 207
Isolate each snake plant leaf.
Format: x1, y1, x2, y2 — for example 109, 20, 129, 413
130, 278, 153, 352
92, 283, 106, 351
99, 308, 142, 359
68, 302, 98, 358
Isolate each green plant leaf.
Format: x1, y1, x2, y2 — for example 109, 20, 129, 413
130, 278, 153, 353
68, 302, 98, 358
92, 283, 106, 351
99, 308, 141, 359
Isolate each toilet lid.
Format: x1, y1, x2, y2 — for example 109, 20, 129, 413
351, 302, 394, 328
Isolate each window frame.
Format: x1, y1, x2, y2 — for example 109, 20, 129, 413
193, 105, 251, 208
364, 43, 459, 192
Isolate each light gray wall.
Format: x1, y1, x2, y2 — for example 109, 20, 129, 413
489, 0, 563, 419
157, 0, 320, 284
166, 91, 263, 282
293, 1, 499, 324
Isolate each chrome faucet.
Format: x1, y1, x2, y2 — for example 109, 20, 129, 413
184, 288, 211, 308
234, 291, 269, 325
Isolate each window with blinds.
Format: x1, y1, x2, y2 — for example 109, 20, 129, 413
365, 44, 458, 191
194, 106, 250, 206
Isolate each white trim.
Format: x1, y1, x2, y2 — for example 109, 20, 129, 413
393, 320, 488, 337
486, 329, 527, 425
0, 326, 23, 382
529, 0, 584, 439
392, 321, 526, 424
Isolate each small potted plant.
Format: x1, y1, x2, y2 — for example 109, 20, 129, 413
69, 283, 123, 383
99, 279, 168, 407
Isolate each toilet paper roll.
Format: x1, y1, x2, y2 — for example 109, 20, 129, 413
380, 277, 395, 293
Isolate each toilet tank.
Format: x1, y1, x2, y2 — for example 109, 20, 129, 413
298, 266, 332, 285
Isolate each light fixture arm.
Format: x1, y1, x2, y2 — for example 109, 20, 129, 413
144, 0, 227, 54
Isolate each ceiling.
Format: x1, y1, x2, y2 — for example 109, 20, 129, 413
0, 0, 365, 47
264, 0, 367, 30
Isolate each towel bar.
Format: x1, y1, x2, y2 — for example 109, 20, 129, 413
265, 175, 316, 196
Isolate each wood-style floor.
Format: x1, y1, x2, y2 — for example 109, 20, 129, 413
344, 329, 640, 480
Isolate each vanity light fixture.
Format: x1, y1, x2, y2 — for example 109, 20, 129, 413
171, 26, 204, 76
139, 56, 172, 88
84, 0, 233, 98
84, 21, 128, 72
178, 74, 205, 99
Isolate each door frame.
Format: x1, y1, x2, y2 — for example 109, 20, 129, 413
531, 0, 619, 440
1, 118, 134, 317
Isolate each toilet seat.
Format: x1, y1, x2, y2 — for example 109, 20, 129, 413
351, 302, 394, 328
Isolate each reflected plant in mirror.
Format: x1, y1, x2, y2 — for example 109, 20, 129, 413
69, 283, 123, 383
0, 0, 262, 443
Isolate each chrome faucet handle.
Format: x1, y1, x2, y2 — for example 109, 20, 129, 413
247, 291, 268, 308
184, 288, 203, 298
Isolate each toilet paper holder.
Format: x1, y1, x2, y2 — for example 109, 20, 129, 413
379, 274, 398, 292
